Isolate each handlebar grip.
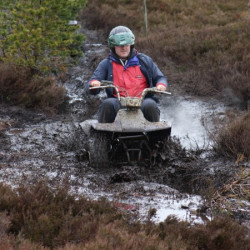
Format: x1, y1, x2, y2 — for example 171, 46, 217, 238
101, 80, 113, 86
141, 88, 172, 99
89, 83, 121, 100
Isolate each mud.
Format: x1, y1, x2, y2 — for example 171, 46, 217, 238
0, 25, 249, 225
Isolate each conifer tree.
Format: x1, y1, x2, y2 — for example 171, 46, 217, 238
0, 0, 87, 74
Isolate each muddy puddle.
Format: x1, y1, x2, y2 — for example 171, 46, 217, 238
160, 95, 227, 149
0, 93, 228, 224
0, 27, 248, 225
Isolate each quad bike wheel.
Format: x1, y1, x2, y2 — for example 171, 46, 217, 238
88, 129, 110, 168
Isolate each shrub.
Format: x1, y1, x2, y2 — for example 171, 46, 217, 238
216, 113, 250, 159
0, 0, 88, 111
0, 62, 65, 112
0, 181, 118, 248
0, 182, 249, 249
0, 0, 87, 75
82, 0, 250, 106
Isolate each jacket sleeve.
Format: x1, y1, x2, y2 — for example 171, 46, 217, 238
152, 61, 167, 88
138, 53, 168, 88
86, 58, 109, 95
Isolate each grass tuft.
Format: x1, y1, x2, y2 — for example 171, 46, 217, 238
0, 62, 65, 112
0, 181, 249, 249
216, 113, 250, 159
82, 0, 250, 106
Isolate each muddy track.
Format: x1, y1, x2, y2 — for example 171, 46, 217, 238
0, 25, 249, 225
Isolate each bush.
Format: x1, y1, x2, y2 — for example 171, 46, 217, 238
216, 113, 250, 159
0, 63, 65, 112
0, 0, 88, 111
0, 182, 249, 249
82, 0, 250, 106
0, 0, 87, 74
0, 181, 117, 248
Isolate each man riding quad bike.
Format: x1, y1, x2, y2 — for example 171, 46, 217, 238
80, 81, 171, 167
82, 26, 171, 167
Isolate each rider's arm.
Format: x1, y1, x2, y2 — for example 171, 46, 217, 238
138, 53, 168, 91
151, 61, 168, 90
87, 59, 109, 95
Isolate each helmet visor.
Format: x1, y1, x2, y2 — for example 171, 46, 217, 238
109, 32, 135, 47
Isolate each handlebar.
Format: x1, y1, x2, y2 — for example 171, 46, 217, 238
141, 87, 171, 99
89, 80, 171, 102
90, 81, 121, 100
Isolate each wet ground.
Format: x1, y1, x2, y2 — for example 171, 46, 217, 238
0, 26, 249, 226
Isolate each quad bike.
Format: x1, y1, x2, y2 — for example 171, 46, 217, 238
80, 81, 171, 167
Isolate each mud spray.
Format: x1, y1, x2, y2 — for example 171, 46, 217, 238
160, 95, 226, 150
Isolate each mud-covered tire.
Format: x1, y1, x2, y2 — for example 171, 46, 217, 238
148, 128, 171, 148
88, 129, 110, 168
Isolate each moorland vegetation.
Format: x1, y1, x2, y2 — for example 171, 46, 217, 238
0, 181, 249, 249
82, 0, 249, 160
0, 0, 249, 248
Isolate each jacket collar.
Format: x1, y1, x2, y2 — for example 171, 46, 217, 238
109, 49, 139, 69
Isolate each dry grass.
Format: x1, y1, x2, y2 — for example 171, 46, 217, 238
0, 181, 119, 248
211, 167, 249, 221
216, 112, 250, 159
0, 63, 65, 112
1, 0, 249, 111
0, 181, 249, 249
82, 0, 250, 106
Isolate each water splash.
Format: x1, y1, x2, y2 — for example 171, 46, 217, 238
160, 96, 226, 150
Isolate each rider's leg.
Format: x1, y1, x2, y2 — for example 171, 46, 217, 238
98, 98, 121, 123
141, 98, 160, 122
